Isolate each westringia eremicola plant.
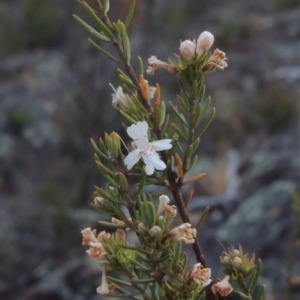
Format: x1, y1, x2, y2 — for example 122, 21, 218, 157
74, 1, 265, 299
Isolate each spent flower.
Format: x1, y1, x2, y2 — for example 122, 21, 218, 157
147, 56, 177, 75
190, 263, 212, 286
157, 195, 177, 217
211, 275, 233, 297
170, 223, 196, 244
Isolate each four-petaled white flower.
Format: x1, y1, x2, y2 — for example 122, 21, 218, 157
124, 121, 172, 175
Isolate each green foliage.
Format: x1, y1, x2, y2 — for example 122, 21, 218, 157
74, 1, 265, 299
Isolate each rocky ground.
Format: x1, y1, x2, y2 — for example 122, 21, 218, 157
0, 0, 299, 299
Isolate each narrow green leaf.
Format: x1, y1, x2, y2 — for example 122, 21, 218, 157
119, 21, 131, 63
195, 206, 210, 229
194, 107, 216, 140
90, 138, 110, 161
107, 276, 132, 287
191, 137, 200, 156
255, 284, 265, 300
171, 123, 188, 142
103, 0, 110, 14
143, 200, 156, 228
191, 80, 198, 99
162, 113, 170, 134
197, 80, 205, 104
96, 161, 117, 177
88, 38, 121, 63
125, 0, 137, 28
249, 258, 263, 293
169, 101, 189, 128
133, 278, 155, 284
131, 94, 148, 114
99, 138, 108, 155
73, 14, 111, 42
192, 103, 202, 127
98, 220, 128, 229
130, 257, 151, 271
138, 56, 144, 75
135, 167, 146, 196
200, 96, 211, 118
119, 74, 136, 88
81, 1, 114, 40
159, 101, 166, 126
120, 110, 138, 124
188, 154, 198, 171
177, 95, 190, 112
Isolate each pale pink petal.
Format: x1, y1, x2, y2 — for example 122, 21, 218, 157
125, 149, 142, 170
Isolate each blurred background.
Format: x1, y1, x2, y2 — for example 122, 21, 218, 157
0, 0, 299, 299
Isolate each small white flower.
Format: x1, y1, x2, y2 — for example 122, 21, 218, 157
196, 31, 214, 55
180, 40, 196, 59
110, 84, 131, 108
96, 266, 116, 295
147, 56, 177, 75
124, 121, 172, 175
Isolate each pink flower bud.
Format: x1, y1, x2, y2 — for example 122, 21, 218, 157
196, 31, 214, 55
179, 40, 196, 59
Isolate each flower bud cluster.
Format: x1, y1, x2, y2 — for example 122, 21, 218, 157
146, 30, 227, 80
220, 245, 256, 278
179, 31, 214, 60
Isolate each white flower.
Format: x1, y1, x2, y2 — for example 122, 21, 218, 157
147, 56, 177, 75
211, 275, 233, 297
180, 40, 196, 59
124, 121, 172, 175
96, 266, 116, 295
196, 31, 214, 55
109, 84, 131, 108
190, 263, 212, 286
